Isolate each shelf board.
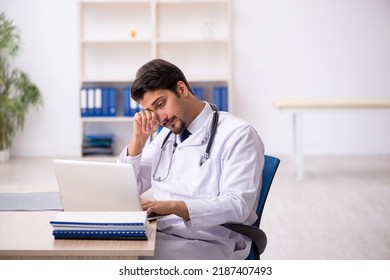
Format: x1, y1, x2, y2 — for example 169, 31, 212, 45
187, 76, 229, 83
81, 39, 228, 44
80, 0, 228, 3
156, 38, 228, 44
81, 77, 135, 83
156, 0, 228, 4
80, 0, 150, 3
81, 117, 134, 122
81, 39, 151, 44
81, 76, 228, 83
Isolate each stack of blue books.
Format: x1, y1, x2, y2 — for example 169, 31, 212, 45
82, 134, 114, 156
80, 87, 117, 117
213, 86, 228, 111
50, 211, 151, 240
122, 87, 141, 117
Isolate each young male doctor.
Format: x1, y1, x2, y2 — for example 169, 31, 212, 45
117, 59, 265, 259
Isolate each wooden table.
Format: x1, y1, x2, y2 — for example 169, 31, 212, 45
274, 100, 390, 180
0, 211, 156, 259
0, 182, 156, 259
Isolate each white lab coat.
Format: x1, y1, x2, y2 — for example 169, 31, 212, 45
117, 103, 265, 259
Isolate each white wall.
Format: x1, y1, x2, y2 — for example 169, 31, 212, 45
1, 0, 390, 157
232, 0, 390, 155
1, 0, 80, 157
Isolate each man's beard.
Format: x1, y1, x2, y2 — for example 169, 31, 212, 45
164, 116, 186, 135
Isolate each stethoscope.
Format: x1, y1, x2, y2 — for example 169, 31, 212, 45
152, 104, 219, 182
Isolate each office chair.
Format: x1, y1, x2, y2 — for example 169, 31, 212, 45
223, 155, 280, 260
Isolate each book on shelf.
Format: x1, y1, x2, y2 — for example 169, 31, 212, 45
50, 211, 151, 240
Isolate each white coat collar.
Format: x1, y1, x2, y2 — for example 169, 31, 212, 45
186, 102, 213, 135
181, 102, 214, 146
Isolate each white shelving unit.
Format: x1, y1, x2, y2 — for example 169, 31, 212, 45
78, 0, 232, 156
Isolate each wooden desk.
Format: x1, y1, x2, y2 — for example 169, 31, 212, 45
274, 100, 390, 180
0, 211, 156, 259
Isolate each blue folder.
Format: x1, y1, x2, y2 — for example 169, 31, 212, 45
213, 86, 228, 111
192, 87, 204, 100
123, 87, 139, 117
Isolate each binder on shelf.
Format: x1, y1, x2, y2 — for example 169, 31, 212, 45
220, 87, 228, 111
50, 211, 151, 240
94, 88, 103, 116
212, 86, 228, 112
87, 88, 95, 116
123, 87, 130, 116
102, 87, 110, 116
80, 87, 117, 117
80, 88, 88, 117
192, 87, 204, 101
101, 87, 117, 117
108, 87, 117, 117
123, 87, 139, 117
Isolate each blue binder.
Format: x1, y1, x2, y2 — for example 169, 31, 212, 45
87, 88, 95, 116
80, 87, 117, 117
94, 88, 103, 116
102, 87, 110, 116
108, 87, 117, 117
220, 87, 228, 111
123, 87, 139, 117
192, 87, 204, 100
213, 86, 228, 111
123, 87, 130, 116
80, 88, 88, 117
129, 92, 139, 116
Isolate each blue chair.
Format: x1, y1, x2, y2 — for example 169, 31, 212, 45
223, 155, 280, 259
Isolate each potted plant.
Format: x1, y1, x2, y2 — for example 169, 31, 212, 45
0, 12, 42, 162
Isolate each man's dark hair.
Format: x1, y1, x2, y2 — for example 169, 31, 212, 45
131, 59, 193, 101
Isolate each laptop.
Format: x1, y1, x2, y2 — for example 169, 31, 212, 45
53, 159, 143, 212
